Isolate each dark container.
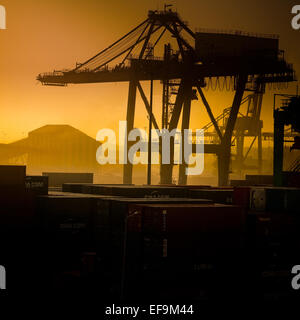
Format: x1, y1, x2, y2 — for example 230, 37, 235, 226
37, 195, 94, 229
83, 185, 188, 198
0, 165, 26, 187
233, 186, 251, 209
252, 212, 300, 269
36, 194, 96, 256
124, 203, 245, 301
82, 184, 133, 195
92, 197, 214, 298
25, 175, 48, 195
92, 197, 213, 234
282, 171, 300, 188
126, 203, 245, 277
62, 183, 92, 193
82, 184, 97, 194
0, 186, 35, 226
36, 194, 96, 278
81, 184, 132, 195
266, 214, 300, 263
42, 172, 93, 187
128, 203, 244, 239
230, 179, 250, 187
250, 186, 300, 213
265, 187, 300, 214
190, 188, 233, 204
150, 184, 212, 189
91, 197, 213, 255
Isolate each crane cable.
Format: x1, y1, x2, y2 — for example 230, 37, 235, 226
73, 18, 149, 71
77, 26, 146, 70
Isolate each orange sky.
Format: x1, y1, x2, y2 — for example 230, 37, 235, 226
0, 0, 299, 143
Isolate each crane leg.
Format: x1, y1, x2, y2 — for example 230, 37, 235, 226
160, 80, 186, 185
257, 127, 262, 174
218, 74, 247, 186
273, 110, 284, 187
123, 79, 137, 184
236, 132, 244, 176
178, 86, 192, 185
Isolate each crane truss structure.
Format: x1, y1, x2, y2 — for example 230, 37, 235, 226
37, 9, 295, 186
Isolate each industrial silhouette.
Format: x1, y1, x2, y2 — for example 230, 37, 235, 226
0, 125, 101, 175
37, 8, 295, 186
0, 5, 299, 302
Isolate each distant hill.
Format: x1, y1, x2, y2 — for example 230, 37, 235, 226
0, 125, 101, 175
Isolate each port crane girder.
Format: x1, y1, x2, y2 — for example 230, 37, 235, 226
38, 59, 293, 85
37, 9, 296, 186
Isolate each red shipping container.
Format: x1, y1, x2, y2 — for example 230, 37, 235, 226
127, 203, 246, 258
233, 186, 251, 209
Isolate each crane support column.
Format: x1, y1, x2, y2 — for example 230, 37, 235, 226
236, 132, 245, 175
273, 109, 284, 187
178, 86, 192, 185
218, 74, 247, 186
257, 127, 263, 174
123, 79, 137, 184
160, 80, 186, 185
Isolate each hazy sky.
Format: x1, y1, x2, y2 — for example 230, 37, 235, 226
0, 0, 299, 143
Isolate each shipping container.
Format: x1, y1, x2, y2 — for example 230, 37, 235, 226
81, 185, 188, 198
230, 179, 250, 187
124, 203, 246, 301
125, 203, 246, 278
149, 184, 212, 189
233, 186, 251, 209
282, 171, 300, 188
190, 188, 233, 204
91, 196, 213, 236
36, 194, 97, 282
250, 211, 300, 272
63, 183, 134, 194
0, 165, 26, 187
91, 197, 214, 299
42, 172, 93, 187
127, 203, 244, 238
0, 186, 35, 226
81, 184, 133, 195
91, 197, 213, 257
62, 183, 93, 193
25, 175, 48, 195
249, 186, 300, 213
36, 195, 94, 232
264, 214, 300, 264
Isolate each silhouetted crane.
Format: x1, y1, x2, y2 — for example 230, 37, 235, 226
37, 8, 295, 185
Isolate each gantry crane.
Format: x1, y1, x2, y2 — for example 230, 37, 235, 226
273, 95, 300, 186
37, 8, 295, 186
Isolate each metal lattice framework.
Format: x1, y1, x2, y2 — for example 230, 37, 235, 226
37, 8, 296, 185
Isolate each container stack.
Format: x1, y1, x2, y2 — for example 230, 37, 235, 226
0, 166, 47, 289
1, 170, 299, 301
189, 188, 233, 204
124, 203, 245, 301
43, 172, 93, 188
0, 165, 34, 226
233, 185, 300, 300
